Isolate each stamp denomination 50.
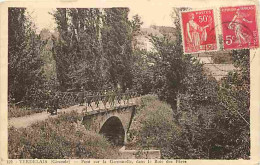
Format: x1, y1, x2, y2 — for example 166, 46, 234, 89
181, 9, 217, 54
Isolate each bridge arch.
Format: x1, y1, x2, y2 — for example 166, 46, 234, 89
99, 116, 125, 146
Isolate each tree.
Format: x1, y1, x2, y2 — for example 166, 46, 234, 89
52, 8, 140, 92
8, 8, 46, 107
214, 49, 250, 159
131, 49, 154, 95
52, 8, 71, 91
149, 34, 184, 113
131, 14, 143, 49
148, 7, 250, 158
101, 8, 134, 91
147, 8, 221, 158
148, 8, 194, 114
39, 28, 57, 81
52, 8, 104, 91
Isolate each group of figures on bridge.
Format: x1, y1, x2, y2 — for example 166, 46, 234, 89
46, 89, 139, 115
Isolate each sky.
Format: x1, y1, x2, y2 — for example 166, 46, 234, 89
27, 5, 175, 33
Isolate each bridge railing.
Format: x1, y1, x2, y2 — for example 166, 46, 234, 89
55, 91, 140, 109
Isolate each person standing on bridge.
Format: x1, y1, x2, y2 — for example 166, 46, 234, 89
94, 91, 101, 109
78, 87, 85, 106
125, 88, 130, 104
116, 88, 122, 106
102, 89, 109, 109
109, 89, 116, 107
86, 94, 93, 110
52, 93, 60, 115
47, 91, 60, 115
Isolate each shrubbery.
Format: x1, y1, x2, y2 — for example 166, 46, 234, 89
9, 111, 120, 159
213, 50, 250, 159
130, 87, 249, 159
129, 95, 191, 159
138, 8, 250, 159
8, 8, 49, 108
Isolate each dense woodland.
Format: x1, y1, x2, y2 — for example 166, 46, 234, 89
8, 7, 249, 159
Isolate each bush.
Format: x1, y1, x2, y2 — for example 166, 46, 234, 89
138, 94, 158, 108
129, 95, 226, 159
129, 95, 188, 158
9, 111, 120, 159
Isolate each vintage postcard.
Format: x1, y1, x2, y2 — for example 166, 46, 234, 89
0, 0, 259, 165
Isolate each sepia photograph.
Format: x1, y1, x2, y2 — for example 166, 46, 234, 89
1, 0, 259, 163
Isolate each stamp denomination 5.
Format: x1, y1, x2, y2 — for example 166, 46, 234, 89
220, 5, 259, 50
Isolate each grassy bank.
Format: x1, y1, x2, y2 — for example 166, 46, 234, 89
8, 111, 120, 159
8, 105, 45, 118
128, 95, 185, 158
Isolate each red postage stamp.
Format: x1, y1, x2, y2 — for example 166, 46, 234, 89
181, 9, 217, 54
220, 5, 259, 50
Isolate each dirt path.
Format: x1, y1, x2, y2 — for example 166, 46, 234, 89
9, 98, 138, 129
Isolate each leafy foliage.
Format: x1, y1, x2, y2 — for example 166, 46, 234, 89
149, 34, 185, 112
8, 8, 47, 107
147, 8, 188, 112
52, 8, 104, 91
129, 95, 211, 159
131, 49, 154, 95
101, 8, 134, 91
9, 111, 120, 159
39, 28, 57, 81
135, 8, 250, 159
52, 8, 140, 92
214, 49, 250, 159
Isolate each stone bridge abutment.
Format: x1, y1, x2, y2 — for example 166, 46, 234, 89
82, 105, 136, 146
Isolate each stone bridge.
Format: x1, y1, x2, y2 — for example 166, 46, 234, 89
50, 90, 140, 146
82, 105, 137, 146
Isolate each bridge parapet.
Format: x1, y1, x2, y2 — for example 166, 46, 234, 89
54, 90, 140, 109
51, 90, 140, 146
